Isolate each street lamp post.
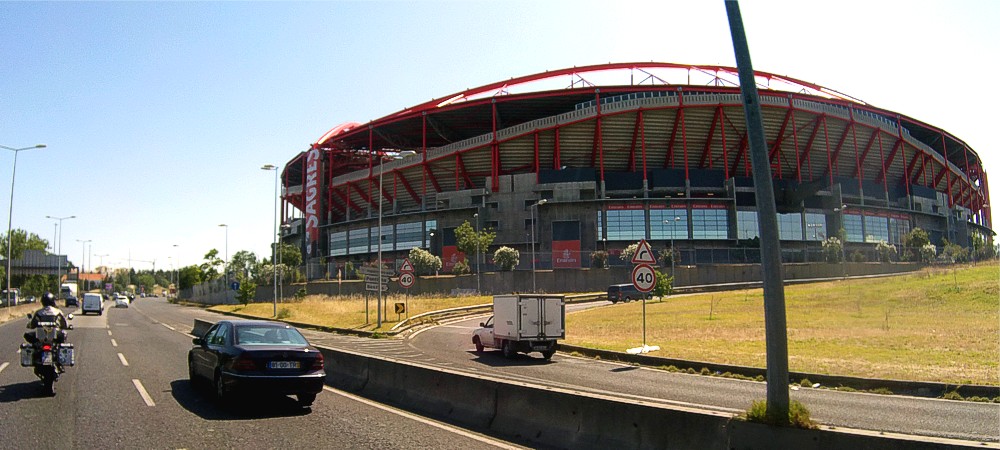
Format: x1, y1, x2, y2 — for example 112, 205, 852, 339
376, 150, 417, 328
474, 212, 481, 294
76, 239, 91, 274
262, 164, 280, 317
530, 199, 547, 293
834, 204, 848, 278
219, 224, 228, 303
173, 244, 179, 297
665, 216, 681, 279
3, 143, 45, 306
46, 215, 75, 289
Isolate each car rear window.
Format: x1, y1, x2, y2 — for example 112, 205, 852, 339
235, 326, 308, 346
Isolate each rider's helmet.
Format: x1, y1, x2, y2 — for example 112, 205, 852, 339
40, 292, 56, 307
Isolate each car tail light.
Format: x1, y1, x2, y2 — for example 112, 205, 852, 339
42, 344, 52, 351
310, 353, 324, 371
232, 356, 256, 372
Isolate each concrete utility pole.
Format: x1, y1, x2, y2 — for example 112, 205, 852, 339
725, 0, 790, 424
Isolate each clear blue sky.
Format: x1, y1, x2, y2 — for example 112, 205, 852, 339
2, 0, 997, 271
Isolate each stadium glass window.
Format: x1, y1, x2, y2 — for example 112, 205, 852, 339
844, 214, 864, 242
691, 209, 727, 239
888, 217, 909, 245
804, 213, 826, 241
778, 213, 803, 241
606, 209, 646, 241
330, 231, 348, 257
597, 211, 603, 240
650, 209, 688, 240
395, 221, 423, 252
348, 228, 369, 255
737, 211, 759, 240
864, 216, 889, 243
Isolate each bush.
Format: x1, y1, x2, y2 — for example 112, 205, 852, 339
875, 241, 897, 263
493, 246, 519, 271
408, 247, 442, 275
453, 260, 471, 275
653, 268, 673, 298
920, 243, 937, 263
590, 250, 608, 269
658, 247, 680, 267
902, 228, 930, 261
276, 307, 291, 319
822, 237, 843, 263
744, 400, 817, 429
619, 243, 639, 262
294, 287, 307, 301
851, 250, 867, 263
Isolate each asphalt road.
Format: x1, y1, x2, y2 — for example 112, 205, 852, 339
0, 299, 524, 450
406, 301, 1000, 443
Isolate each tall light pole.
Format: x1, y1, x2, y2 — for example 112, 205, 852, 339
530, 199, 547, 293
3, 143, 45, 306
473, 212, 481, 294
76, 239, 91, 275
46, 214, 75, 288
377, 150, 417, 328
262, 164, 279, 317
834, 204, 848, 278
173, 244, 180, 297
665, 216, 681, 279
218, 224, 228, 303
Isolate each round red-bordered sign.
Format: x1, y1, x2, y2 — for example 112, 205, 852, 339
631, 264, 656, 292
398, 272, 415, 289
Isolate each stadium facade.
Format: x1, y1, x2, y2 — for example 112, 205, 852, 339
277, 62, 992, 275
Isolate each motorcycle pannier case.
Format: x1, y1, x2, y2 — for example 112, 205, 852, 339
58, 343, 75, 366
19, 343, 33, 367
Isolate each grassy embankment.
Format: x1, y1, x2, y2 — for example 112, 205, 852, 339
565, 262, 999, 386
209, 263, 998, 385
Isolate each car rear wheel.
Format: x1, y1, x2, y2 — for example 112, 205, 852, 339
214, 371, 227, 403
624, 296, 632, 303
297, 393, 316, 407
188, 359, 201, 389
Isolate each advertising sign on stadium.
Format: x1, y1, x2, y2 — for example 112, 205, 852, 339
304, 146, 321, 256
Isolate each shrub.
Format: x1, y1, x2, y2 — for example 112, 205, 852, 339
658, 247, 680, 267
920, 243, 937, 263
294, 287, 307, 301
851, 250, 867, 263
276, 307, 291, 319
799, 378, 812, 387
493, 246, 519, 271
590, 250, 609, 269
619, 243, 638, 262
875, 241, 897, 263
902, 228, 930, 261
822, 237, 843, 263
653, 268, 674, 298
453, 260, 471, 275
408, 247, 442, 275
744, 400, 817, 429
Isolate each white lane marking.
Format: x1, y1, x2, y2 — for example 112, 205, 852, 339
111, 339, 118, 347
161, 323, 176, 331
117, 353, 129, 366
132, 379, 155, 406
0, 362, 8, 375
322, 386, 523, 449
107, 330, 112, 336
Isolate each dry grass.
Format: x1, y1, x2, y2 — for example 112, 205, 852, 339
565, 262, 1000, 385
210, 293, 492, 332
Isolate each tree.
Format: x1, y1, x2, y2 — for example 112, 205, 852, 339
901, 228, 930, 261
822, 237, 844, 263
620, 243, 639, 262
454, 220, 496, 272
199, 249, 224, 281
493, 246, 519, 271
408, 247, 441, 275
0, 229, 49, 261
135, 273, 157, 293
229, 250, 259, 282
653, 268, 674, 298
277, 243, 302, 269
234, 272, 257, 305
658, 247, 680, 267
178, 265, 202, 290
590, 250, 608, 269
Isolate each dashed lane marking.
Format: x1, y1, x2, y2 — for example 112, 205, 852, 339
107, 330, 112, 336
117, 353, 129, 366
111, 339, 118, 347
0, 362, 8, 375
132, 379, 155, 406
161, 323, 176, 331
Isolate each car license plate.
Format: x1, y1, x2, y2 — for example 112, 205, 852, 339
268, 361, 300, 369
41, 352, 52, 365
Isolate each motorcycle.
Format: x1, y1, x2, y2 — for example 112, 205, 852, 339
20, 313, 74, 396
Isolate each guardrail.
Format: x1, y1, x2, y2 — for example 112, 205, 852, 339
389, 303, 492, 332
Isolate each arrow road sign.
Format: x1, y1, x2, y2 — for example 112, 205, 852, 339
631, 239, 657, 264
365, 282, 388, 292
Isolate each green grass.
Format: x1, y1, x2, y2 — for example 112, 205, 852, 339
744, 400, 817, 429
564, 263, 999, 385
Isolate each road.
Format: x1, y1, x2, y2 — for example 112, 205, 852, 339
405, 301, 999, 443
0, 298, 523, 450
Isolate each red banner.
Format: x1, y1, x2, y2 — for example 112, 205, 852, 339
552, 240, 581, 269
304, 147, 321, 257
442, 246, 466, 273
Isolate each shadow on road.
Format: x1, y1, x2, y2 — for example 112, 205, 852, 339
169, 380, 311, 420
467, 350, 555, 367
0, 381, 51, 402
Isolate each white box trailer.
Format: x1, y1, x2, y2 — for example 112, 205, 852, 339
472, 294, 565, 359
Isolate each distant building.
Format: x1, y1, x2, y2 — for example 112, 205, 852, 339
1, 249, 72, 278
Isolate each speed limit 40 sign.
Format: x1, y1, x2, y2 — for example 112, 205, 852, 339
398, 272, 415, 289
631, 264, 656, 292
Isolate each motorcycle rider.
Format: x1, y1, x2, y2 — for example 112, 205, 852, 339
24, 292, 69, 369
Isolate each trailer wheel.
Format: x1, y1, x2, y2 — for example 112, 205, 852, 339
541, 348, 555, 360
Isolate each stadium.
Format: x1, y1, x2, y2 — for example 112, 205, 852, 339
277, 62, 992, 276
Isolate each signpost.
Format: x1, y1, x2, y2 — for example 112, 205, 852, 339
628, 240, 660, 355
398, 258, 414, 320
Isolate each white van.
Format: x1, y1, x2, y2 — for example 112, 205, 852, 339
81, 293, 103, 315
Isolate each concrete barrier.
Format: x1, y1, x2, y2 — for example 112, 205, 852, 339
191, 318, 213, 338
316, 345, 986, 449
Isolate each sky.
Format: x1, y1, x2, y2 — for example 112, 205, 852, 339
1, 0, 997, 272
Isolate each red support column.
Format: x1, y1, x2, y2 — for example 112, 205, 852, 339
679, 90, 690, 181
768, 108, 794, 180
788, 100, 803, 183
422, 113, 427, 207
720, 109, 730, 179
699, 106, 721, 169
822, 116, 833, 185
665, 112, 680, 169
597, 90, 605, 185
848, 109, 863, 198
896, 117, 911, 199
533, 131, 540, 180
491, 100, 499, 192
553, 127, 561, 173
876, 132, 889, 196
